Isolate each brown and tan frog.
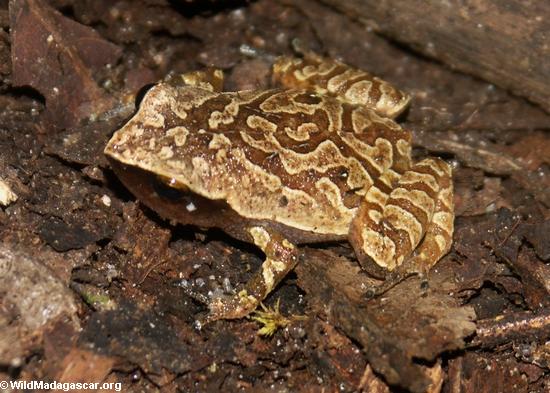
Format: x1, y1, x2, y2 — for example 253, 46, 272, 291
104, 52, 454, 322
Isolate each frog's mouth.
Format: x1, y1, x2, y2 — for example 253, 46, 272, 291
106, 158, 242, 231
106, 158, 345, 246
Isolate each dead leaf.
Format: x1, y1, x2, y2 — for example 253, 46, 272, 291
9, 0, 122, 130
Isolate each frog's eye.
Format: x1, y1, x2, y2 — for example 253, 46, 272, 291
339, 169, 349, 179
152, 177, 188, 201
294, 93, 322, 105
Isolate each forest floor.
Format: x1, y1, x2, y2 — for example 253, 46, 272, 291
0, 1, 549, 392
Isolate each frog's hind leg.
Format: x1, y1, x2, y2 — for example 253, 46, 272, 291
349, 158, 454, 283
272, 51, 410, 118
404, 161, 454, 275
203, 226, 299, 323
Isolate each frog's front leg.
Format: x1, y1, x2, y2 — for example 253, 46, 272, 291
349, 158, 454, 281
205, 226, 299, 322
165, 67, 224, 92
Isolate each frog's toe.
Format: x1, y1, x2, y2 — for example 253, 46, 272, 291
203, 290, 261, 322
365, 270, 419, 298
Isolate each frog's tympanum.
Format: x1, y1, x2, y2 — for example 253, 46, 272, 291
104, 53, 454, 322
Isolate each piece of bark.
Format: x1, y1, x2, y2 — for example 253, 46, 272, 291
0, 244, 80, 365
489, 209, 550, 309
446, 353, 531, 393
56, 348, 115, 388
474, 309, 550, 350
295, 249, 476, 392
319, 0, 550, 113
414, 130, 522, 176
78, 301, 206, 385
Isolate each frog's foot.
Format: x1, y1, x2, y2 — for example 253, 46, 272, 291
365, 270, 419, 299
195, 290, 261, 327
164, 67, 224, 92
350, 157, 454, 280
201, 226, 299, 323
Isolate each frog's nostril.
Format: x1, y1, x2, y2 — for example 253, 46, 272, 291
279, 195, 289, 207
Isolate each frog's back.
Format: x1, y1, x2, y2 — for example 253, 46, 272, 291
105, 83, 412, 236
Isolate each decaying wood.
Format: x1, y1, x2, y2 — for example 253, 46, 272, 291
295, 249, 476, 393
474, 309, 550, 349
319, 0, 550, 113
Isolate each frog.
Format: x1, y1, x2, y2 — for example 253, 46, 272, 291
104, 52, 454, 323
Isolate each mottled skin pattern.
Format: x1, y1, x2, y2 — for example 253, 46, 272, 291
104, 53, 454, 321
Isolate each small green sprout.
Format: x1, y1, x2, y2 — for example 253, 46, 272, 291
251, 299, 292, 337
